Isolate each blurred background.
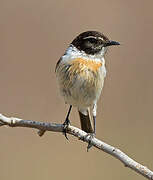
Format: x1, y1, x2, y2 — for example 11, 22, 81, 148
1, 0, 153, 179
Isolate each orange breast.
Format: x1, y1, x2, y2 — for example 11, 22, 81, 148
70, 58, 102, 73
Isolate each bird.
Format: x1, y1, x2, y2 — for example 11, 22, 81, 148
55, 31, 120, 149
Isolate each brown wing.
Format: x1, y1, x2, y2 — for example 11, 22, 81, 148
55, 57, 62, 73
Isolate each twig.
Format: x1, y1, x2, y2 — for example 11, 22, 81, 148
0, 113, 152, 179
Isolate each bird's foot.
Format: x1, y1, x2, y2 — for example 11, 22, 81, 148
85, 133, 95, 152
63, 118, 70, 140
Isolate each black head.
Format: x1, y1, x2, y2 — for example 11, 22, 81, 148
71, 31, 120, 55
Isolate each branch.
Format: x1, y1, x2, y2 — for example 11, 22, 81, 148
0, 113, 152, 179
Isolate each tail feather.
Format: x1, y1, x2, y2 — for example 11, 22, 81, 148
78, 110, 93, 133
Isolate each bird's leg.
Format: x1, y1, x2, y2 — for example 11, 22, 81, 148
87, 120, 96, 151
93, 115, 96, 135
87, 104, 97, 151
63, 105, 72, 140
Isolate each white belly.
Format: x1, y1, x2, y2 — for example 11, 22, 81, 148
57, 64, 106, 109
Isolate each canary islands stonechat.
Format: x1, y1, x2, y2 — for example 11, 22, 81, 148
55, 31, 120, 147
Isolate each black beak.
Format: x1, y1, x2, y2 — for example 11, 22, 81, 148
104, 40, 120, 47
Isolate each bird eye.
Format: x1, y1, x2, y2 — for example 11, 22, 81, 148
86, 38, 98, 44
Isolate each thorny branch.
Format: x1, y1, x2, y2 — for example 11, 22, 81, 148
0, 113, 153, 180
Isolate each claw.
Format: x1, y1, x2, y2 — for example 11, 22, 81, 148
63, 118, 70, 140
62, 105, 72, 140
86, 133, 95, 152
